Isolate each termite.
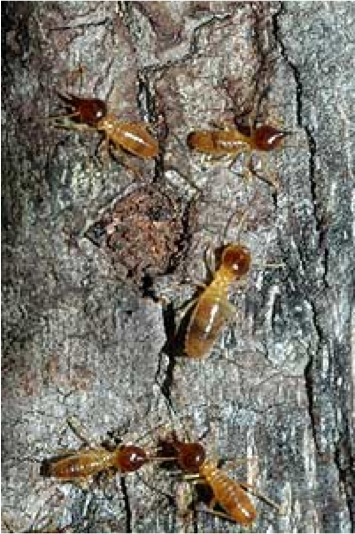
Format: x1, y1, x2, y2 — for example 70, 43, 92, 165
41, 418, 172, 483
50, 91, 159, 175
187, 123, 287, 155
183, 242, 251, 359
178, 201, 282, 359
187, 122, 290, 190
41, 444, 149, 481
55, 91, 108, 127
159, 433, 282, 526
96, 113, 159, 160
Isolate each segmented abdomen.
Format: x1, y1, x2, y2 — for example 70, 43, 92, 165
185, 279, 231, 359
185, 296, 227, 359
187, 131, 248, 155
200, 462, 257, 525
113, 123, 159, 158
47, 450, 112, 480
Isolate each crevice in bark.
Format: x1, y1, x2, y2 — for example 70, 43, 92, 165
138, 11, 237, 77
303, 347, 318, 445
119, 476, 132, 533
155, 301, 178, 411
137, 70, 165, 184
272, 0, 324, 459
272, 3, 319, 232
334, 435, 355, 531
116, 1, 136, 45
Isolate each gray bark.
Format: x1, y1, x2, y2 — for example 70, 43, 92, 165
2, 2, 354, 533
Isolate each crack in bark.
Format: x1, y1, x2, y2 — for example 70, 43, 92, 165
115, 2, 133, 41
272, 4, 354, 530
136, 70, 165, 183
272, 3, 322, 443
334, 436, 355, 531
272, 3, 319, 231
139, 11, 237, 77
119, 476, 132, 533
154, 301, 178, 412
48, 17, 111, 32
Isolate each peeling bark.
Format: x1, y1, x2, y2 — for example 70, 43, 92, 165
2, 2, 354, 533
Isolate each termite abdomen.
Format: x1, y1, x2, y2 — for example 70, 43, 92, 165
41, 450, 112, 480
200, 461, 257, 525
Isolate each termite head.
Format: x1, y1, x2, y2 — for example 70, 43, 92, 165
59, 92, 107, 127
175, 441, 206, 474
79, 98, 107, 126
159, 433, 206, 474
221, 244, 251, 279
253, 125, 289, 151
116, 445, 148, 472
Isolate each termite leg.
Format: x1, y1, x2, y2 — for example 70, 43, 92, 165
97, 134, 143, 178
175, 297, 199, 325
219, 456, 258, 471
203, 242, 216, 278
175, 482, 239, 525
221, 199, 254, 244
249, 153, 280, 191
155, 275, 207, 312
195, 505, 236, 523
97, 134, 111, 167
73, 477, 92, 490
208, 120, 234, 131
253, 260, 285, 270
47, 117, 96, 134
44, 111, 81, 123
109, 145, 143, 180
167, 135, 203, 193
220, 299, 238, 320
238, 481, 284, 515
201, 153, 231, 168
187, 280, 208, 291
168, 166, 203, 193
228, 151, 254, 184
67, 416, 100, 448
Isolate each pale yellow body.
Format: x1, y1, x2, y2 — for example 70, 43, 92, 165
185, 265, 236, 359
200, 461, 257, 525
97, 114, 159, 158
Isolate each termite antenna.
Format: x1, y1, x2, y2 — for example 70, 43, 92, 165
220, 191, 260, 245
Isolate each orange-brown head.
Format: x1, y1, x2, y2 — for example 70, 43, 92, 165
253, 125, 288, 151
158, 434, 206, 473
221, 244, 251, 279
115, 445, 148, 472
59, 92, 107, 127
174, 441, 206, 474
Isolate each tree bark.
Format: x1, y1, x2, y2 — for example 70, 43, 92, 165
2, 2, 354, 533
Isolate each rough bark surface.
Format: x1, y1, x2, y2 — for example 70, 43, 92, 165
2, 2, 354, 533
